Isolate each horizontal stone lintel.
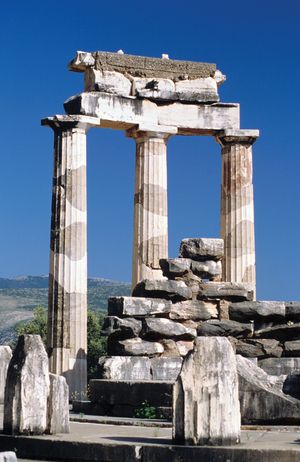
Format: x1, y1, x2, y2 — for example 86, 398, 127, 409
69, 50, 217, 80
63, 92, 240, 133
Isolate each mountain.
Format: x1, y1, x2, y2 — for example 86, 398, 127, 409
0, 276, 131, 345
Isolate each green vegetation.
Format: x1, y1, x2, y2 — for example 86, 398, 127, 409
134, 401, 158, 420
14, 306, 107, 380
15, 306, 48, 344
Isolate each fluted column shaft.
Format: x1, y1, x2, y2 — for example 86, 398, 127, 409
128, 129, 170, 288
43, 115, 99, 399
217, 131, 259, 297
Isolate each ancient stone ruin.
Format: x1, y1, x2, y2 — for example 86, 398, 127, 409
0, 347, 12, 405
3, 335, 69, 435
42, 50, 259, 397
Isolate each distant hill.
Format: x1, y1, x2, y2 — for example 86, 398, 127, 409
0, 276, 131, 345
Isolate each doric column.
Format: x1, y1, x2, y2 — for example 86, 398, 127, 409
42, 115, 99, 399
127, 125, 176, 289
216, 129, 259, 296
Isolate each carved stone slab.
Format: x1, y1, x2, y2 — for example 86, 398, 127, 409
173, 337, 240, 446
4, 335, 50, 435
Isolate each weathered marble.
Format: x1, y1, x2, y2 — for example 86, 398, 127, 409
284, 340, 300, 357
142, 318, 196, 340
108, 337, 164, 356
169, 300, 218, 320
47, 373, 70, 434
255, 323, 300, 341
173, 337, 240, 445
151, 357, 182, 381
175, 77, 219, 103
64, 93, 240, 133
229, 300, 286, 322
133, 279, 192, 302
234, 338, 283, 359
237, 355, 300, 424
259, 358, 300, 376
128, 128, 172, 287
197, 319, 252, 338
98, 356, 151, 380
0, 453, 17, 462
84, 69, 131, 95
216, 130, 259, 297
108, 296, 172, 317
4, 335, 50, 435
191, 260, 222, 280
159, 258, 191, 278
176, 340, 194, 356
132, 77, 176, 100
0, 346, 12, 404
179, 238, 224, 261
42, 116, 99, 399
197, 282, 253, 301
69, 50, 218, 79
101, 316, 142, 338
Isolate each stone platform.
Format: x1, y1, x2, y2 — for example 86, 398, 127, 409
1, 420, 300, 461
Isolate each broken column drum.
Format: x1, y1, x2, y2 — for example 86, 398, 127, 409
42, 51, 259, 395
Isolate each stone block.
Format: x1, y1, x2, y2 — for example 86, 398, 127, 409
132, 77, 176, 100
259, 358, 300, 376
284, 340, 300, 357
64, 92, 158, 129
234, 338, 283, 359
229, 301, 286, 323
176, 340, 194, 356
47, 373, 70, 434
197, 282, 253, 301
169, 300, 218, 321
108, 337, 164, 356
179, 238, 224, 261
191, 260, 222, 280
98, 356, 151, 380
142, 318, 196, 340
101, 316, 142, 338
64, 92, 240, 132
173, 337, 240, 445
159, 258, 191, 278
89, 379, 173, 408
285, 302, 300, 321
151, 357, 182, 381
84, 69, 132, 96
197, 319, 252, 338
157, 102, 240, 131
0, 453, 17, 462
174, 77, 219, 103
255, 323, 300, 341
237, 355, 300, 424
108, 296, 172, 317
132, 279, 192, 302
159, 339, 180, 357
0, 346, 12, 404
4, 335, 50, 435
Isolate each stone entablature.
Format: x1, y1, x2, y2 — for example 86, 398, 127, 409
69, 51, 225, 104
69, 50, 218, 79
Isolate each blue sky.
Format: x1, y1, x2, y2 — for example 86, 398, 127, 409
0, 0, 299, 300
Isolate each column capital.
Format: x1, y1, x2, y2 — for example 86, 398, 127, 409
216, 129, 259, 147
126, 123, 177, 142
41, 115, 101, 131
